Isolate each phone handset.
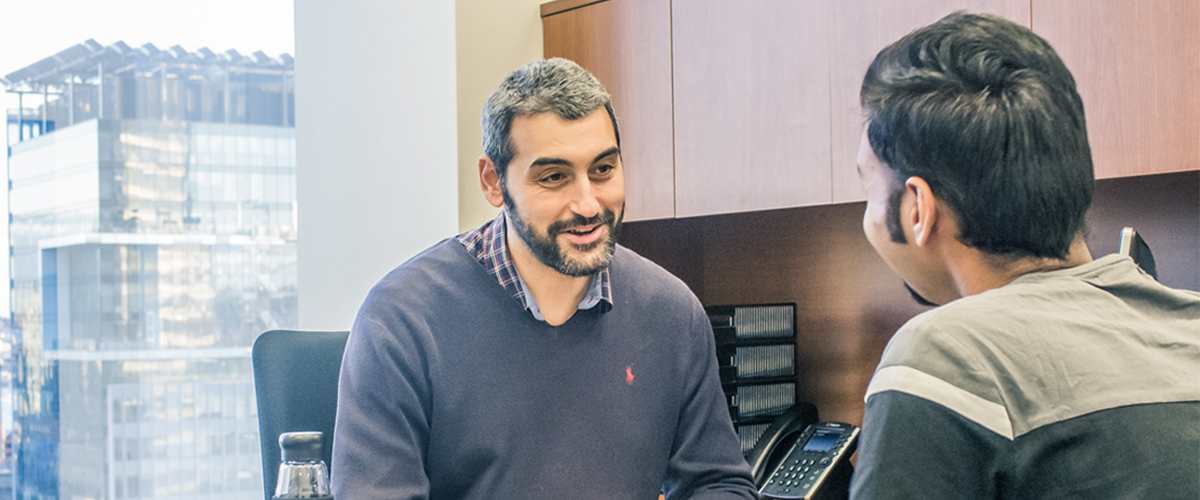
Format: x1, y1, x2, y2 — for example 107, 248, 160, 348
746, 403, 820, 487
758, 422, 859, 500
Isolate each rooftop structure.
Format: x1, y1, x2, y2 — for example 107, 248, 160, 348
5, 39, 294, 144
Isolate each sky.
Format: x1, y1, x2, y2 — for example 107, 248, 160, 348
2, 0, 294, 108
0, 0, 295, 318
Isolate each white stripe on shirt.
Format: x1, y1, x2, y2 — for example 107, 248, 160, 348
865, 365, 1014, 440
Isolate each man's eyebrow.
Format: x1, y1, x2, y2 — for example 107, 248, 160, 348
529, 146, 621, 169
593, 147, 620, 164
530, 157, 571, 168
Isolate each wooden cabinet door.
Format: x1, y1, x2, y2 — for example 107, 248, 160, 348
1032, 1, 1200, 179
672, 0, 833, 217
542, 0, 675, 221
829, 2, 1031, 203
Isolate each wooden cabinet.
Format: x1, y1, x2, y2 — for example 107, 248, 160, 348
828, 1, 1030, 203
672, 0, 832, 216
543, 0, 1200, 217
542, 0, 675, 221
1031, 0, 1200, 179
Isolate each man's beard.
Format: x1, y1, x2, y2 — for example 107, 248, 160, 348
505, 199, 624, 277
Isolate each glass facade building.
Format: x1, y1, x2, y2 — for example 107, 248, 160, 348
5, 40, 296, 500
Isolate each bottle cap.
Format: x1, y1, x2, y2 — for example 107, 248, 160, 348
279, 431, 323, 463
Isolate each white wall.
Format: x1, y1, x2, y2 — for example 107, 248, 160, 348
455, 0, 547, 231
294, 0, 458, 330
294, 0, 548, 330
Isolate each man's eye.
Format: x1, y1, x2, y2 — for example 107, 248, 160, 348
595, 164, 615, 175
541, 173, 565, 183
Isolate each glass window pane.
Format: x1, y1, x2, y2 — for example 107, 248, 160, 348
3, 4, 296, 499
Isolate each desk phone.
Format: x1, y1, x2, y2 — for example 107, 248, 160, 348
758, 422, 859, 500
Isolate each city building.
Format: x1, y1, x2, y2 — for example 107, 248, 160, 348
4, 39, 296, 500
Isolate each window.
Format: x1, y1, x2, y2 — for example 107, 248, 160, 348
2, 2, 295, 499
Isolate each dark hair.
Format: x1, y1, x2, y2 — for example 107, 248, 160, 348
860, 12, 1093, 259
481, 58, 620, 179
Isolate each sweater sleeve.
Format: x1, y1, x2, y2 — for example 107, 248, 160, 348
663, 302, 759, 500
331, 292, 435, 500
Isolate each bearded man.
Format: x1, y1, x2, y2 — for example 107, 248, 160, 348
331, 58, 757, 500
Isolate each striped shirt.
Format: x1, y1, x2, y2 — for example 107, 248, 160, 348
457, 212, 612, 321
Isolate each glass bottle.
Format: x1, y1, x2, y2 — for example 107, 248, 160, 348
274, 431, 333, 499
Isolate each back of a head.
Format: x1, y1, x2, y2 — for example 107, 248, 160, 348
481, 58, 618, 179
860, 12, 1093, 259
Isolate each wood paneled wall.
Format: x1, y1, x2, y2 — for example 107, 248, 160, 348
1032, 2, 1200, 179
619, 170, 1200, 427
671, 0, 833, 213
541, 0, 675, 221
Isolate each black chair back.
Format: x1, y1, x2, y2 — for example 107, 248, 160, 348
252, 329, 350, 500
1119, 227, 1157, 280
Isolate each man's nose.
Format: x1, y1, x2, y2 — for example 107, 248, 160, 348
568, 177, 601, 218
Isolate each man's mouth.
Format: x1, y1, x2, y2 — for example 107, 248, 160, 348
561, 224, 603, 246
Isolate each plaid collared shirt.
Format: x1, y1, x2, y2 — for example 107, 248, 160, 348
457, 212, 612, 321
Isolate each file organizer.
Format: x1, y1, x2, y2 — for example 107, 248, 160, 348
705, 303, 798, 456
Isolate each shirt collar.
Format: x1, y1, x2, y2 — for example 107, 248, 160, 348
457, 212, 613, 320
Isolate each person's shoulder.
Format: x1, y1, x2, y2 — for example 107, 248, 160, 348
381, 237, 467, 276
895, 279, 1038, 339
877, 266, 1109, 391
1071, 254, 1200, 307
877, 295, 1011, 374
611, 244, 682, 279
890, 298, 982, 339
610, 245, 695, 298
361, 238, 477, 308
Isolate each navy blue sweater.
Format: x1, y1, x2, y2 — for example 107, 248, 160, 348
332, 239, 756, 500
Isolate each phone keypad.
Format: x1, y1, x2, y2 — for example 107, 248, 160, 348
759, 424, 858, 500
764, 453, 823, 496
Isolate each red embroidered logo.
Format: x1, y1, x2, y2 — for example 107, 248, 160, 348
626, 366, 635, 385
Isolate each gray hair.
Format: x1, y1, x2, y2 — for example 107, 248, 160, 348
481, 58, 619, 179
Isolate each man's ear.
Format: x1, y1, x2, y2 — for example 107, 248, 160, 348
479, 155, 505, 209
905, 176, 939, 247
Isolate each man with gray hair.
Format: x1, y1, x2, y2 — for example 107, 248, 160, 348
332, 59, 757, 499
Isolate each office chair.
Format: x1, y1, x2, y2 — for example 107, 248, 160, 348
1119, 227, 1157, 280
252, 329, 350, 500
